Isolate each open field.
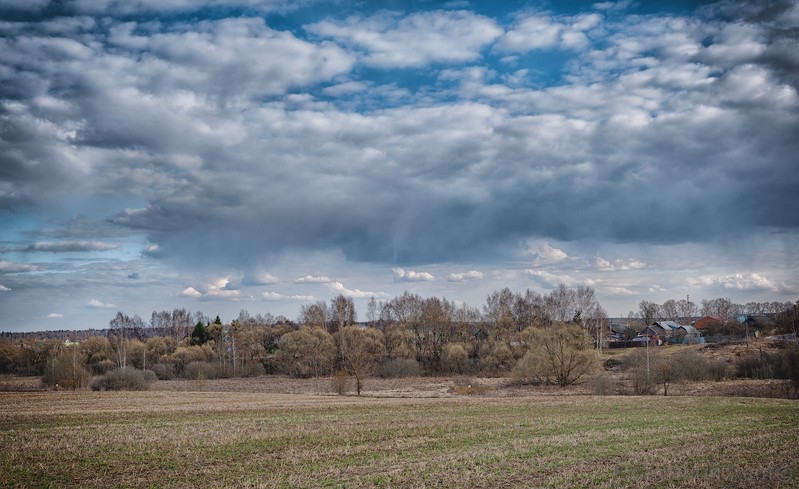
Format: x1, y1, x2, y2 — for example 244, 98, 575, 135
1, 391, 797, 488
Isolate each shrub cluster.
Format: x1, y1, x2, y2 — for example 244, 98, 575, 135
331, 370, 351, 395
183, 361, 223, 380
623, 348, 731, 395
379, 358, 422, 378
736, 344, 799, 384
90, 367, 155, 391
587, 372, 617, 395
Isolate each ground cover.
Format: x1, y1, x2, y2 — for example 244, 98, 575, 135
1, 391, 797, 488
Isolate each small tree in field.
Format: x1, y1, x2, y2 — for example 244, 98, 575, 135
512, 324, 599, 387
336, 326, 386, 395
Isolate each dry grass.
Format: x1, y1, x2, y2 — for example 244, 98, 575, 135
1, 390, 797, 488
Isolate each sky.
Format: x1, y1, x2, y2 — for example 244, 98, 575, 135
1, 0, 798, 332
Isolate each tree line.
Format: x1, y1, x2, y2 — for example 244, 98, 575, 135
0, 286, 607, 390
1, 288, 796, 393
634, 297, 794, 326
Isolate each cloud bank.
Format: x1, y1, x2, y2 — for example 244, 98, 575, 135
0, 0, 797, 330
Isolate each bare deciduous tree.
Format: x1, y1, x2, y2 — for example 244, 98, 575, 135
298, 301, 328, 329
545, 284, 577, 323
336, 326, 385, 395
330, 295, 356, 334
638, 300, 659, 326
512, 324, 599, 387
107, 312, 145, 369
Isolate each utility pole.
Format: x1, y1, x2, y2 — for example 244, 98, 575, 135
646, 328, 650, 384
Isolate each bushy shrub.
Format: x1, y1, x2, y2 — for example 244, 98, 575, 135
151, 362, 175, 380
624, 348, 731, 395
89, 359, 117, 376
183, 361, 222, 380
238, 361, 265, 378
511, 352, 544, 386
706, 359, 732, 382
379, 357, 422, 378
441, 343, 470, 375
603, 358, 623, 371
779, 344, 799, 385
736, 345, 799, 383
90, 367, 152, 391
737, 353, 776, 379
623, 350, 656, 395
629, 363, 657, 395
167, 345, 217, 377
674, 350, 730, 381
331, 370, 351, 395
479, 342, 515, 377
587, 372, 617, 395
142, 369, 158, 384
511, 325, 599, 387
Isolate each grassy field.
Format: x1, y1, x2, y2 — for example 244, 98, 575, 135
1, 391, 797, 488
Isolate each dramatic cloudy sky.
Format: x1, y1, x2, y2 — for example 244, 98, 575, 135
1, 0, 798, 331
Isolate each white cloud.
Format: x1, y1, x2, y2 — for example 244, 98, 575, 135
448, 270, 484, 282
526, 240, 570, 264
308, 10, 502, 68
24, 241, 118, 252
86, 298, 116, 309
206, 288, 241, 298
141, 244, 161, 258
592, 1, 634, 12
525, 269, 562, 286
322, 81, 368, 97
295, 275, 332, 284
111, 17, 355, 98
594, 256, 648, 271
604, 286, 634, 296
691, 273, 787, 292
0, 284, 9, 292
594, 256, 613, 271
181, 287, 202, 297
496, 12, 598, 52
244, 271, 279, 285
326, 281, 388, 299
72, 0, 301, 15
392, 267, 435, 282
701, 22, 766, 65
525, 269, 595, 288
47, 312, 63, 318
0, 261, 38, 273
496, 15, 562, 52
262, 291, 315, 301
203, 276, 242, 298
